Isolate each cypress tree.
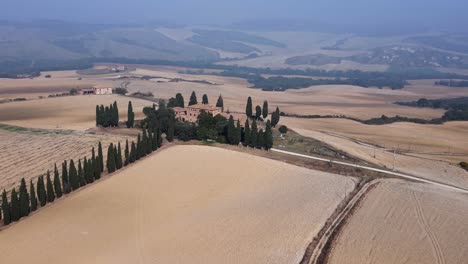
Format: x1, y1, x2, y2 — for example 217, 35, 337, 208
167, 120, 174, 142
255, 105, 262, 120
126, 101, 135, 128
176, 93, 185, 107
216, 95, 224, 110
29, 180, 38, 212
107, 143, 116, 172
98, 142, 104, 173
246, 97, 253, 118
130, 141, 137, 163
118, 142, 123, 168
265, 120, 273, 150
152, 130, 158, 150
244, 119, 251, 146
46, 171, 55, 203
142, 130, 148, 157
262, 100, 269, 119
89, 158, 96, 184
257, 129, 265, 149
271, 107, 281, 127
96, 105, 100, 126
83, 157, 91, 184
236, 120, 242, 145
227, 115, 236, 144
53, 164, 63, 198
147, 130, 153, 154
62, 160, 70, 194
69, 160, 79, 191
188, 91, 198, 106
105, 105, 111, 127
37, 176, 47, 207
250, 120, 258, 147
114, 144, 121, 169
92, 147, 100, 180
2, 190, 11, 225
202, 94, 209, 104
136, 134, 142, 160
112, 101, 119, 126
19, 178, 30, 217
157, 128, 162, 147
10, 188, 20, 221
78, 159, 86, 187
124, 139, 130, 166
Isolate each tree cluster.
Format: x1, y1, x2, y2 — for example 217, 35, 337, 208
96, 101, 119, 127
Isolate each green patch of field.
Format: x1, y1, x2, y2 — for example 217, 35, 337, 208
0, 124, 73, 135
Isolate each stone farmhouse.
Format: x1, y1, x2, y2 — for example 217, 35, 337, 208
174, 104, 246, 125
80, 85, 113, 95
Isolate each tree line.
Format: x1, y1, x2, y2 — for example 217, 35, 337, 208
245, 97, 280, 126
0, 129, 162, 226
96, 101, 135, 128
167, 91, 224, 110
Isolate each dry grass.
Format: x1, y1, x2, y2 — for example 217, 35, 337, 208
328, 180, 468, 264
0, 95, 151, 130
282, 117, 468, 189
0, 145, 355, 264
0, 128, 131, 191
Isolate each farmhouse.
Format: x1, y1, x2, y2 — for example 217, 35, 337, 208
174, 104, 246, 124
80, 86, 113, 95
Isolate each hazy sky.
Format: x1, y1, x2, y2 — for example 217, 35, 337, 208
2, 0, 467, 31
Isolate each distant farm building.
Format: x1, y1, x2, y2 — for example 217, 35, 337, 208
174, 104, 246, 124
80, 86, 113, 95
110, 65, 127, 72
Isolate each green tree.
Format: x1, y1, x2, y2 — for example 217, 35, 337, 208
152, 129, 158, 150
126, 101, 135, 128
78, 159, 86, 187
264, 120, 273, 150
257, 129, 265, 149
113, 101, 119, 126
227, 115, 236, 144
19, 178, 30, 217
244, 119, 251, 146
175, 93, 185, 107
96, 105, 100, 126
246, 97, 253, 118
62, 160, 70, 194
262, 100, 269, 119
107, 143, 116, 173
189, 91, 198, 106
124, 139, 130, 166
53, 164, 63, 198
130, 141, 137, 163
250, 120, 258, 147
98, 142, 104, 173
236, 120, 242, 145
83, 157, 91, 184
202, 94, 209, 104
116, 142, 123, 169
271, 107, 281, 127
10, 188, 20, 221
46, 171, 55, 203
216, 95, 224, 110
37, 176, 47, 207
29, 180, 38, 212
255, 105, 262, 120
92, 147, 100, 180
69, 160, 79, 191
167, 120, 174, 142
2, 190, 11, 225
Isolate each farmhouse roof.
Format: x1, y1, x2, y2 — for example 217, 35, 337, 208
187, 104, 221, 111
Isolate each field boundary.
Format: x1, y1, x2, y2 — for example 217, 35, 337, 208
299, 178, 380, 264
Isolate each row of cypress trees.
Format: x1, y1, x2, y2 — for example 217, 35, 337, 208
243, 119, 274, 150
0, 143, 106, 226
96, 101, 119, 127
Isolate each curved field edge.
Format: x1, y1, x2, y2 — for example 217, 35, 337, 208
0, 145, 356, 264
327, 180, 468, 264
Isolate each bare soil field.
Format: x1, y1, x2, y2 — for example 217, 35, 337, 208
0, 128, 131, 191
282, 118, 468, 156
282, 117, 468, 190
328, 180, 468, 264
0, 145, 356, 264
0, 95, 150, 130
